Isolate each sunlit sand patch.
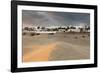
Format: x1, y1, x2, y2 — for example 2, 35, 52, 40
23, 42, 58, 62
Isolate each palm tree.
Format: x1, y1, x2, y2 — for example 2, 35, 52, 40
79, 28, 83, 32
24, 27, 29, 31
41, 27, 45, 31
37, 26, 40, 29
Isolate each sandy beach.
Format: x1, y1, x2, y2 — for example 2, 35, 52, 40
22, 32, 90, 62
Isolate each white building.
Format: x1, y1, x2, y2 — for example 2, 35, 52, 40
67, 29, 80, 32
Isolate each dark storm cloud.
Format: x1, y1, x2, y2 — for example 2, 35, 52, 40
22, 10, 90, 27
52, 12, 90, 25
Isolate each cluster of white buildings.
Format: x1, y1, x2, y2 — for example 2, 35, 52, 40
23, 25, 90, 33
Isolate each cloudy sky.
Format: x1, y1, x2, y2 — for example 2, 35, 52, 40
22, 10, 90, 27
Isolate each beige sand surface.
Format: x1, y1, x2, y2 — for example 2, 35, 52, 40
22, 33, 90, 62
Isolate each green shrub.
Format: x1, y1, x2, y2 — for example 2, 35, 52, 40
36, 33, 40, 35
48, 33, 54, 35
82, 35, 85, 38
30, 33, 35, 36
22, 32, 26, 35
